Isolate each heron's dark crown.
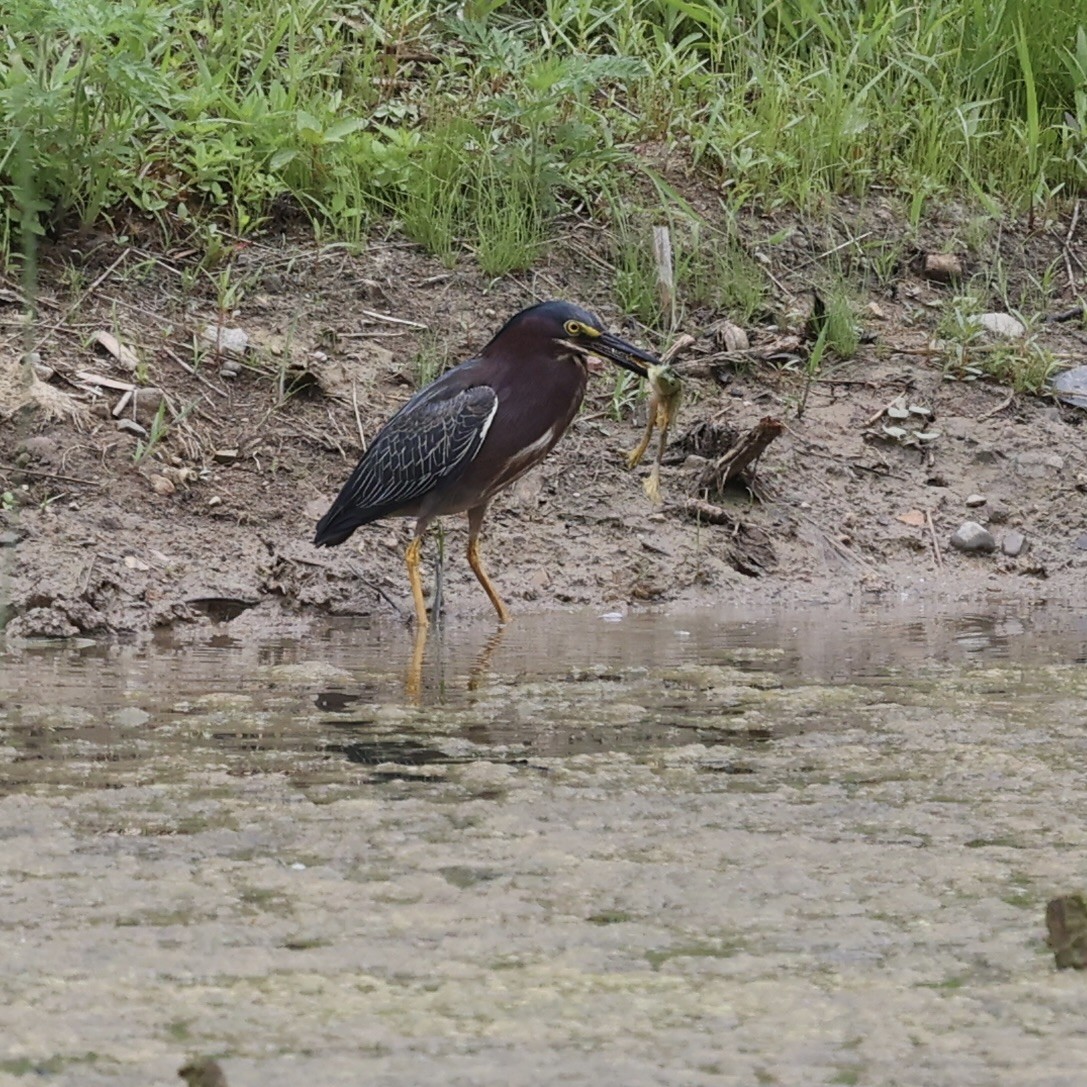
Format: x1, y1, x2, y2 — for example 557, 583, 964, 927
483, 300, 604, 355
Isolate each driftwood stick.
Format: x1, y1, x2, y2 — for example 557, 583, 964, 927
676, 498, 738, 526
699, 416, 783, 494
925, 508, 945, 570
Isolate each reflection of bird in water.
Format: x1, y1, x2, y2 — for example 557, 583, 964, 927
178, 1057, 229, 1087
314, 300, 658, 629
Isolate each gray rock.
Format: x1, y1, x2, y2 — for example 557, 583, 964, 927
131, 387, 166, 426
965, 493, 987, 508
1014, 450, 1063, 477
201, 324, 249, 358
116, 418, 147, 437
1050, 366, 1087, 409
0, 530, 21, 547
950, 521, 997, 553
1002, 530, 1027, 557
923, 252, 962, 283
978, 312, 1026, 338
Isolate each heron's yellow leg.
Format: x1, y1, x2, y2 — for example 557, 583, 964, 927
466, 507, 510, 624
405, 535, 429, 630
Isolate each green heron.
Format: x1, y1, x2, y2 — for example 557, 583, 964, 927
314, 300, 658, 628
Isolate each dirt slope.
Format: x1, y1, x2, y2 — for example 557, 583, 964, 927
2, 207, 1086, 638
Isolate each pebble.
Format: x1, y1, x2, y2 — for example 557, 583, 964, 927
716, 320, 749, 351
922, 252, 963, 283
965, 493, 987, 507
201, 324, 249, 358
1014, 450, 1063, 477
950, 521, 997, 553
0, 531, 20, 547
116, 419, 147, 437
978, 312, 1026, 338
1002, 530, 1027, 557
132, 387, 166, 426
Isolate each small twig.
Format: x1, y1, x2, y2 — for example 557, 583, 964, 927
795, 230, 874, 270
0, 462, 101, 486
350, 379, 367, 451
31, 251, 129, 352
676, 497, 738, 526
979, 390, 1015, 421
1042, 305, 1085, 324
864, 402, 890, 428
111, 389, 134, 418
358, 307, 428, 329
81, 555, 99, 595
659, 333, 696, 365
1065, 200, 1081, 292
337, 330, 410, 339
652, 225, 675, 331
74, 370, 135, 392
161, 345, 229, 398
925, 509, 944, 570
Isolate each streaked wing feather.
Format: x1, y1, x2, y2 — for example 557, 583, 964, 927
340, 384, 496, 517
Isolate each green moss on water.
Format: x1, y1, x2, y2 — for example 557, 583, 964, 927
0, 1053, 99, 1076
832, 1066, 864, 1086
165, 1019, 193, 1041
646, 940, 743, 970
587, 909, 635, 925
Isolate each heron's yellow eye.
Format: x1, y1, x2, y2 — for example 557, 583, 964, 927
564, 319, 600, 339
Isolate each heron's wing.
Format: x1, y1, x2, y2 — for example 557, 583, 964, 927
315, 381, 497, 543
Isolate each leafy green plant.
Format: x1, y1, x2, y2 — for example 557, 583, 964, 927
981, 340, 1059, 394
937, 292, 988, 379
678, 226, 771, 324
822, 287, 860, 359
132, 399, 195, 465
132, 401, 172, 465
411, 333, 452, 391
2, 0, 1084, 270
611, 212, 663, 328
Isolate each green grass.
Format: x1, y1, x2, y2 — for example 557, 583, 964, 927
1, 0, 1084, 323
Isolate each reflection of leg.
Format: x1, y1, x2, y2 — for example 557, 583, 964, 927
406, 622, 427, 704
431, 523, 446, 626
469, 625, 508, 691
405, 533, 429, 630
467, 506, 510, 624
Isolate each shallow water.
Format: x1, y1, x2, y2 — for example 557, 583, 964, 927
2, 601, 1087, 1085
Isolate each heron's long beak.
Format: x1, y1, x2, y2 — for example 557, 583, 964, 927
563, 331, 658, 377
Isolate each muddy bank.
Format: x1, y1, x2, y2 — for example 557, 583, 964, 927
3, 211, 1087, 638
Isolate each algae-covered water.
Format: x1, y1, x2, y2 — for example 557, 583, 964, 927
3, 602, 1087, 1086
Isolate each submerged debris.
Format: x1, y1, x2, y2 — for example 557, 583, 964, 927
178, 1057, 229, 1087
1046, 894, 1087, 970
